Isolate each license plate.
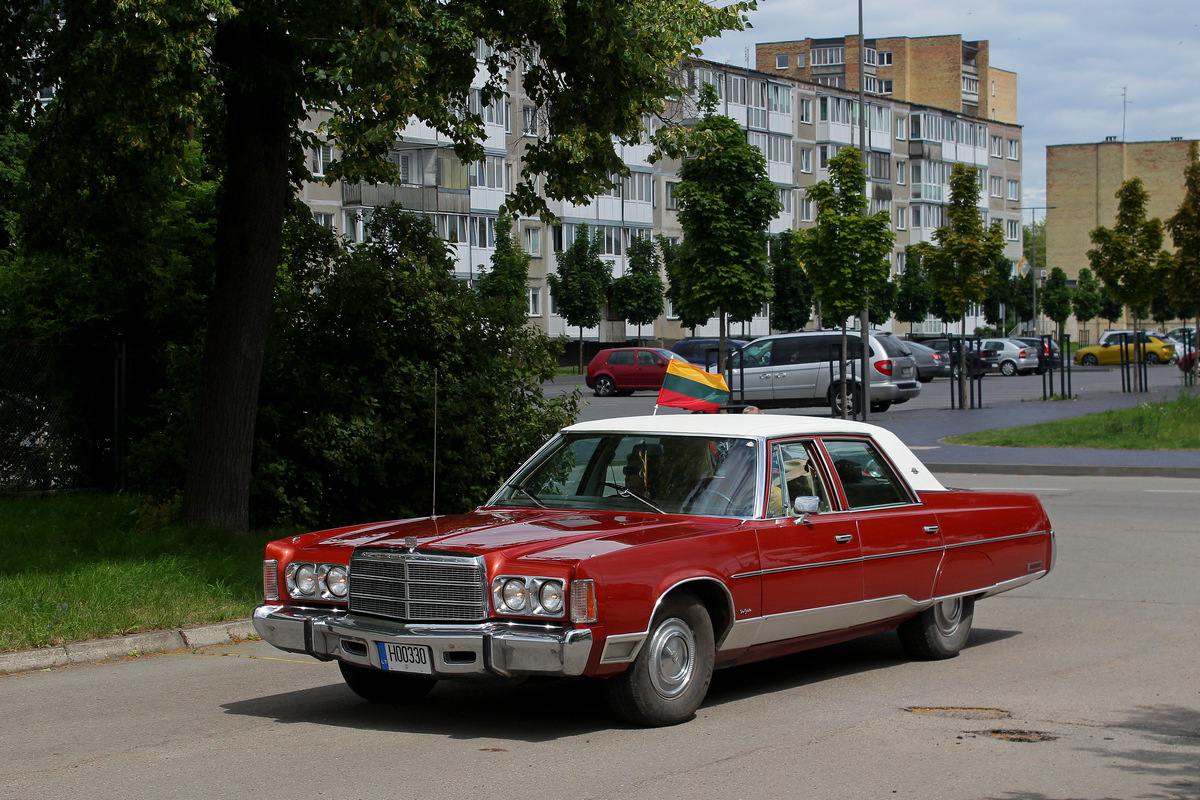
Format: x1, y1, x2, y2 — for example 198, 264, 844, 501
377, 642, 433, 674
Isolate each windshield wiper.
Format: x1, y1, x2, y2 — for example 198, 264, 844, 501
511, 484, 548, 508
618, 487, 666, 515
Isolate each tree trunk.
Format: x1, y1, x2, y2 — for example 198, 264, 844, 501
180, 18, 294, 532
958, 312, 968, 409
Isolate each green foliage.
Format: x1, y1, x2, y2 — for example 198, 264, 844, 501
893, 249, 933, 331
1099, 287, 1125, 324
981, 255, 1016, 329
1167, 142, 1200, 321
547, 223, 610, 368
920, 163, 1005, 319
1012, 271, 1039, 324
794, 147, 893, 325
250, 207, 577, 528
769, 232, 813, 332
477, 213, 531, 328
1072, 268, 1103, 328
869, 278, 898, 323
657, 106, 778, 364
611, 237, 665, 341
1088, 178, 1174, 313
1040, 267, 1073, 330
661, 235, 710, 331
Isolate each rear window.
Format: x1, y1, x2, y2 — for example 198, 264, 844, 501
874, 336, 911, 358
608, 350, 634, 366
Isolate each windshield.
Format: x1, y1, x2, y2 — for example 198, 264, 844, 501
492, 433, 760, 517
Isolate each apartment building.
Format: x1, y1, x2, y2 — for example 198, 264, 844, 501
1046, 137, 1197, 341
299, 42, 1023, 343
756, 34, 1017, 124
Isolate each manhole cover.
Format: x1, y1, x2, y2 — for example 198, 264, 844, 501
982, 729, 1058, 743
905, 706, 1012, 720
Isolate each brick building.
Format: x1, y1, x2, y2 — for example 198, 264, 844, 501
1046, 137, 1197, 342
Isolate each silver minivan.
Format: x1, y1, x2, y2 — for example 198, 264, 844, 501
725, 331, 921, 413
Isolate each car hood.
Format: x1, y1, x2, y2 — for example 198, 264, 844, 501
294, 507, 736, 563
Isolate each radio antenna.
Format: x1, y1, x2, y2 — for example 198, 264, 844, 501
432, 368, 438, 518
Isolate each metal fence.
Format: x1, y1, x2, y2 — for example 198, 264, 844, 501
0, 341, 124, 494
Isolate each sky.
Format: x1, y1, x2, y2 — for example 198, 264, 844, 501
699, 0, 1200, 219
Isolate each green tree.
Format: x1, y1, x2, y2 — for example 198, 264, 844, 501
893, 249, 933, 335
611, 237, 665, 343
769, 231, 814, 332
918, 162, 1005, 406
1072, 268, 1103, 345
477, 214, 531, 328
1040, 267, 1073, 337
661, 235, 710, 333
869, 278, 898, 324
547, 224, 610, 372
655, 85, 779, 370
1098, 288, 1125, 337
5, 0, 749, 531
1167, 141, 1200, 336
1088, 178, 1175, 367
982, 255, 1017, 331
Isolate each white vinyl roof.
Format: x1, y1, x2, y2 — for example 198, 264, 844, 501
564, 414, 948, 492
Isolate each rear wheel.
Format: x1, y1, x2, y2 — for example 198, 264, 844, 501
593, 375, 616, 396
604, 594, 715, 727
338, 661, 437, 703
1000, 360, 1017, 376
870, 401, 892, 413
898, 596, 975, 659
1144, 352, 1160, 364
829, 383, 862, 417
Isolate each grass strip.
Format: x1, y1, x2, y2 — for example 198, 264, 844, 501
945, 391, 1200, 450
0, 493, 295, 652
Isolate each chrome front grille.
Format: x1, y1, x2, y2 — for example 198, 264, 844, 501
348, 549, 487, 622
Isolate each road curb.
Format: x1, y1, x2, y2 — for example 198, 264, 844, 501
0, 620, 256, 677
928, 462, 1200, 479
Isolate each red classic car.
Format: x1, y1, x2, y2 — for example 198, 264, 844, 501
254, 415, 1055, 726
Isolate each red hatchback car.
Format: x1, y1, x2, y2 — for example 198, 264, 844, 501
586, 347, 685, 396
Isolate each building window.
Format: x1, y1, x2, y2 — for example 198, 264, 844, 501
1005, 219, 1020, 240
895, 206, 907, 231
768, 84, 791, 114
799, 97, 813, 124
1006, 179, 1020, 201
895, 250, 906, 274
811, 46, 845, 66
800, 148, 813, 174
868, 152, 890, 181
1007, 139, 1020, 160
989, 175, 1002, 198
776, 54, 789, 69
311, 144, 333, 177
800, 195, 814, 223
527, 287, 541, 317
990, 135, 1003, 158
778, 188, 793, 214
728, 75, 746, 105
525, 226, 540, 256
896, 117, 907, 140
665, 181, 680, 210
878, 51, 893, 66
796, 53, 805, 68
522, 106, 538, 136
895, 160, 907, 185
962, 77, 979, 95
313, 212, 334, 229
880, 79, 893, 94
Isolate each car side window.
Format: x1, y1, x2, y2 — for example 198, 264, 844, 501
767, 441, 831, 518
608, 350, 634, 366
822, 439, 911, 510
740, 340, 773, 369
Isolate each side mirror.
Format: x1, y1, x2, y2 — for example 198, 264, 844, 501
792, 495, 821, 523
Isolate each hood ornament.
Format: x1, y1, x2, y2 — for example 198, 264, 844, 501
405, 536, 418, 553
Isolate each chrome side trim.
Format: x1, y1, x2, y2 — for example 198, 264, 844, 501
974, 570, 1046, 600
945, 530, 1049, 550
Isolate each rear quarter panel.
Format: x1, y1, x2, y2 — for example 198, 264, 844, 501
918, 489, 1053, 598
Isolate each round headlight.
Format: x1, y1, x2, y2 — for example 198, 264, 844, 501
294, 564, 318, 596
325, 565, 348, 598
539, 581, 565, 615
501, 578, 528, 612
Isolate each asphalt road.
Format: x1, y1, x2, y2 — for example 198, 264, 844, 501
2, 474, 1197, 800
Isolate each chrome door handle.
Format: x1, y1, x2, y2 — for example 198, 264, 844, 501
923, 525, 940, 535
834, 534, 854, 544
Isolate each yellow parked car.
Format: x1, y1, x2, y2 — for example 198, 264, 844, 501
1074, 331, 1176, 366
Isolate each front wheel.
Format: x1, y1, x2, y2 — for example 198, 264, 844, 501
1000, 360, 1017, 377
593, 375, 616, 397
338, 661, 437, 703
1080, 354, 1099, 366
604, 594, 715, 727
897, 596, 975, 659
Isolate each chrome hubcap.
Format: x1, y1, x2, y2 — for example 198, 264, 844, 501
648, 618, 695, 698
934, 598, 963, 636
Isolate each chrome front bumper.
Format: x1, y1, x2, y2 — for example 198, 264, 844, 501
253, 605, 593, 678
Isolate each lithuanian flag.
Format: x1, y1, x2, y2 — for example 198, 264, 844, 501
657, 358, 730, 413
